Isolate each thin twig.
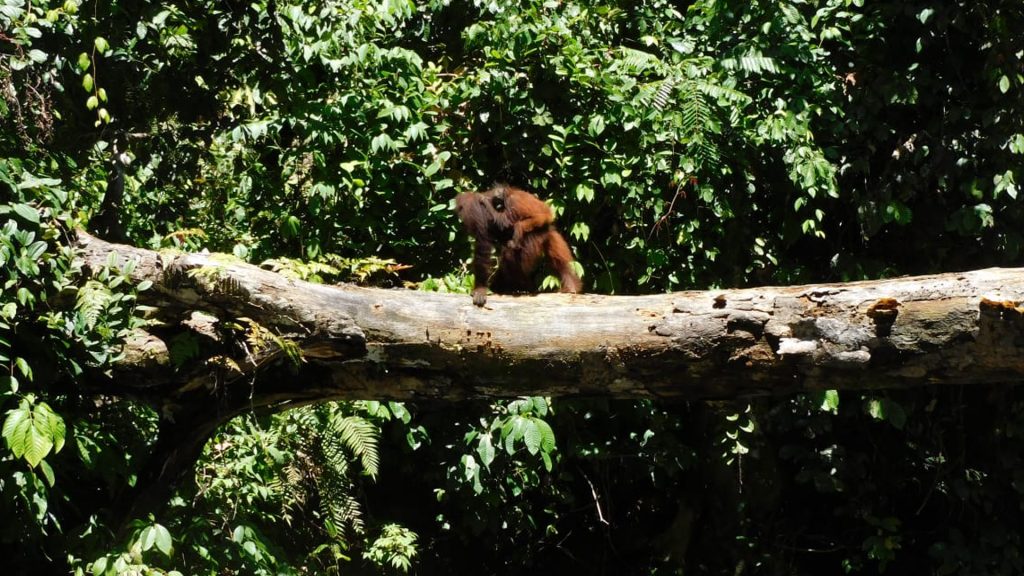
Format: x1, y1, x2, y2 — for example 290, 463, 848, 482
580, 469, 610, 525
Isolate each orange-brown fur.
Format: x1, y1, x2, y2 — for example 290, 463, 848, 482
455, 185, 582, 306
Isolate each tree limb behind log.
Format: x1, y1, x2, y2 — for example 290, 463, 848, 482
75, 230, 1024, 405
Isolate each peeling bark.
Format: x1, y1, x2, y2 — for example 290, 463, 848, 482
75, 230, 1024, 407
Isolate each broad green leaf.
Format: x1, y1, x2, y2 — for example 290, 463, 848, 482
3, 403, 31, 455
140, 526, 157, 551
15, 357, 32, 381
12, 203, 39, 224
570, 221, 590, 241
24, 412, 54, 467
522, 418, 541, 455
500, 418, 516, 454
43, 403, 65, 453
26, 241, 46, 260
39, 460, 55, 487
535, 417, 555, 453
476, 433, 495, 469
423, 159, 441, 177
154, 524, 173, 556
575, 183, 594, 203
462, 454, 478, 482
3, 399, 63, 467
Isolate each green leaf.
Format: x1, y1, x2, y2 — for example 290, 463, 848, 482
821, 389, 839, 413
866, 398, 884, 421
153, 524, 173, 556
43, 403, 65, 453
26, 240, 46, 260
575, 183, 595, 203
140, 526, 156, 551
423, 159, 441, 177
522, 418, 541, 455
3, 398, 64, 467
12, 203, 39, 224
77, 52, 91, 71
882, 399, 906, 430
282, 215, 301, 237
94, 36, 110, 54
476, 433, 495, 469
3, 403, 32, 456
91, 556, 108, 576
14, 357, 32, 381
24, 419, 54, 467
570, 221, 590, 241
535, 417, 555, 453
1000, 75, 1011, 94
39, 460, 55, 487
82, 73, 94, 93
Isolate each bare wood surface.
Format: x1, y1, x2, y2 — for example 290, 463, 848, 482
75, 231, 1024, 406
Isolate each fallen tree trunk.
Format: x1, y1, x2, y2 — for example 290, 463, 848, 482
76, 230, 1024, 407
73, 231, 1024, 523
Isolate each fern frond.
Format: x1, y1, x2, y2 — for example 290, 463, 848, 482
317, 455, 364, 538
76, 280, 112, 329
693, 80, 752, 106
186, 265, 227, 283
287, 405, 380, 540
261, 257, 343, 283
616, 47, 664, 74
270, 333, 305, 366
676, 80, 721, 169
337, 492, 364, 535
329, 414, 380, 479
652, 76, 678, 111
291, 405, 320, 434
720, 54, 779, 74
679, 80, 710, 134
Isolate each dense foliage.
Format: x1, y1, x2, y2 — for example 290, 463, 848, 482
3, 0, 1024, 573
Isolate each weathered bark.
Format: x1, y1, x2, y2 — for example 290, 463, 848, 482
76, 230, 1024, 407
72, 231, 1024, 525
